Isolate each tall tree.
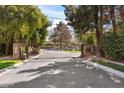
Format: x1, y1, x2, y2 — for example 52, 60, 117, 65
0, 5, 49, 56
110, 6, 117, 32
64, 5, 123, 57
49, 21, 72, 50
64, 5, 111, 57
64, 5, 97, 57
94, 6, 101, 57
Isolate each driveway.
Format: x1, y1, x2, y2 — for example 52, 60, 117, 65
0, 50, 124, 88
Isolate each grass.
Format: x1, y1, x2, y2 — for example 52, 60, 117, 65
0, 60, 18, 70
64, 50, 80, 53
96, 60, 124, 73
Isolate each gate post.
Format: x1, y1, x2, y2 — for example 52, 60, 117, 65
13, 43, 21, 59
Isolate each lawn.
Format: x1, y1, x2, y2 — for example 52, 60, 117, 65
64, 50, 80, 53
96, 60, 124, 73
0, 60, 18, 70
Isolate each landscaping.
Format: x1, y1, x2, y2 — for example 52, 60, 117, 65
0, 6, 49, 59
64, 50, 80, 53
100, 31, 124, 61
95, 60, 124, 73
0, 60, 18, 70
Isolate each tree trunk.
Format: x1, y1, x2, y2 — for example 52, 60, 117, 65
5, 43, 9, 56
91, 45, 95, 55
95, 6, 101, 57
25, 42, 29, 58
59, 35, 62, 50
60, 41, 62, 50
80, 43, 84, 57
111, 6, 117, 32
25, 45, 28, 58
99, 6, 103, 35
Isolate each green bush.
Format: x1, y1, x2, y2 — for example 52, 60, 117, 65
100, 31, 124, 61
80, 32, 96, 45
80, 32, 96, 54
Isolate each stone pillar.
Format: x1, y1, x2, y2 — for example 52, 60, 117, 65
13, 43, 21, 59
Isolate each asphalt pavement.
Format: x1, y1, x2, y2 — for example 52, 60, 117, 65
0, 50, 124, 88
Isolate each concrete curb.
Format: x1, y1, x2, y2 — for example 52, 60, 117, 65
29, 49, 43, 59
82, 58, 124, 79
0, 61, 24, 77
0, 49, 43, 78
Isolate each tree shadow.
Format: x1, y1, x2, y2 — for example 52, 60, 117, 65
17, 61, 85, 76
3, 61, 88, 88
1, 59, 124, 88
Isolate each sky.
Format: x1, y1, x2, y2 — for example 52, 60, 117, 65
38, 5, 74, 41
38, 5, 67, 24
38, 5, 65, 20
38, 5, 68, 31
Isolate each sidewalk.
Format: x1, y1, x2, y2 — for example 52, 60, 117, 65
0, 56, 14, 60
0, 49, 43, 77
78, 57, 124, 79
91, 56, 124, 66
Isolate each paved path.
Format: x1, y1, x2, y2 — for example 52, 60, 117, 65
0, 50, 124, 88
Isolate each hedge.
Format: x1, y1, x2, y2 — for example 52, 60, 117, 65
100, 31, 124, 61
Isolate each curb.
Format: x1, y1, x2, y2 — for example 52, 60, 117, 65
82, 58, 124, 79
91, 56, 124, 66
29, 49, 43, 59
0, 49, 43, 78
0, 61, 24, 77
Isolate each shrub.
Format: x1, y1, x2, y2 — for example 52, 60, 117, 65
100, 31, 124, 61
80, 32, 96, 54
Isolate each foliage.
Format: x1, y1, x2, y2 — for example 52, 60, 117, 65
0, 5, 49, 56
64, 5, 123, 57
33, 21, 51, 45
64, 6, 106, 57
49, 21, 72, 49
96, 60, 124, 72
64, 6, 95, 36
0, 5, 48, 42
100, 31, 124, 61
64, 50, 80, 53
80, 31, 96, 45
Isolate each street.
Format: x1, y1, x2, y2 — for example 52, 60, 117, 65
0, 50, 124, 88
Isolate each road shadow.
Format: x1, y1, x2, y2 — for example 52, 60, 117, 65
17, 61, 86, 75
3, 61, 88, 88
